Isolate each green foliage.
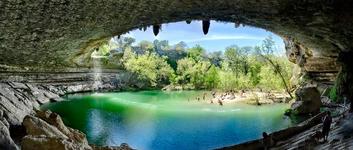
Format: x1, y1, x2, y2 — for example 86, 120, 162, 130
187, 45, 205, 62
174, 57, 213, 89
224, 45, 250, 77
261, 35, 275, 55
122, 48, 174, 86
138, 40, 154, 53
249, 61, 262, 86
204, 65, 220, 89
329, 86, 338, 102
100, 35, 295, 91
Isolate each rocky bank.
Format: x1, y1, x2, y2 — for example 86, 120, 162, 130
0, 71, 140, 150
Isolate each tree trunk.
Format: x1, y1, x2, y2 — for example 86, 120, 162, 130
260, 54, 294, 99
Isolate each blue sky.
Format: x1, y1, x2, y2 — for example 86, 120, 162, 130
124, 21, 285, 54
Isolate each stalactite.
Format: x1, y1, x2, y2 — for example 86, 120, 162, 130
202, 20, 210, 35
234, 21, 241, 28
153, 25, 161, 36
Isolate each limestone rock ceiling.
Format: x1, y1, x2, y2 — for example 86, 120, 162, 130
0, 0, 352, 74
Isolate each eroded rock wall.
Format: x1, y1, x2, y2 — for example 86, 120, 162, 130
284, 37, 340, 84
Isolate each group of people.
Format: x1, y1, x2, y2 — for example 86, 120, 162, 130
190, 92, 224, 106
188, 90, 242, 106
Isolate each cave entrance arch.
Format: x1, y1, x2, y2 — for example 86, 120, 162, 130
1, 0, 352, 109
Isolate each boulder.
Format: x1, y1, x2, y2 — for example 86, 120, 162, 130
21, 110, 92, 150
22, 135, 88, 150
35, 110, 88, 145
291, 86, 322, 115
22, 115, 68, 139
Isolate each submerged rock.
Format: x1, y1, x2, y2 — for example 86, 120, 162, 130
291, 86, 322, 115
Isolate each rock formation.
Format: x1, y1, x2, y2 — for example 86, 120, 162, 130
0, 75, 135, 149
0, 110, 18, 150
291, 86, 322, 115
21, 110, 132, 150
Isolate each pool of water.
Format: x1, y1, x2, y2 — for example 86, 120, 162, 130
41, 90, 294, 150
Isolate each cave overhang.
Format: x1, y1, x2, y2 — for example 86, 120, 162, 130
0, 0, 351, 75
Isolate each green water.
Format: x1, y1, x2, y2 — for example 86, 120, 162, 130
41, 90, 294, 150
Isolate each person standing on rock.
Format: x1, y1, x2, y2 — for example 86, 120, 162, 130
322, 111, 332, 142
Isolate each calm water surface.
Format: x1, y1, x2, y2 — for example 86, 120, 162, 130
41, 90, 294, 150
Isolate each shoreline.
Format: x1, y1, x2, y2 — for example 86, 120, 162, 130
186, 90, 293, 106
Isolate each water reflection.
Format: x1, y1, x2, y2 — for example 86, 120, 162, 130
42, 91, 294, 150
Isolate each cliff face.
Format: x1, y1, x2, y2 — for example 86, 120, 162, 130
284, 37, 340, 84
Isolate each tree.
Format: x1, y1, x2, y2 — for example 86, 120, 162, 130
174, 41, 188, 51
261, 35, 275, 55
122, 48, 174, 86
204, 65, 219, 89
187, 45, 205, 62
112, 36, 136, 51
256, 36, 294, 98
153, 40, 170, 52
249, 60, 262, 87
175, 57, 213, 89
175, 57, 196, 85
224, 45, 250, 77
208, 51, 223, 67
138, 40, 154, 53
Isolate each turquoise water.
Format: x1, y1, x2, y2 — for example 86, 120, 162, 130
41, 90, 293, 150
